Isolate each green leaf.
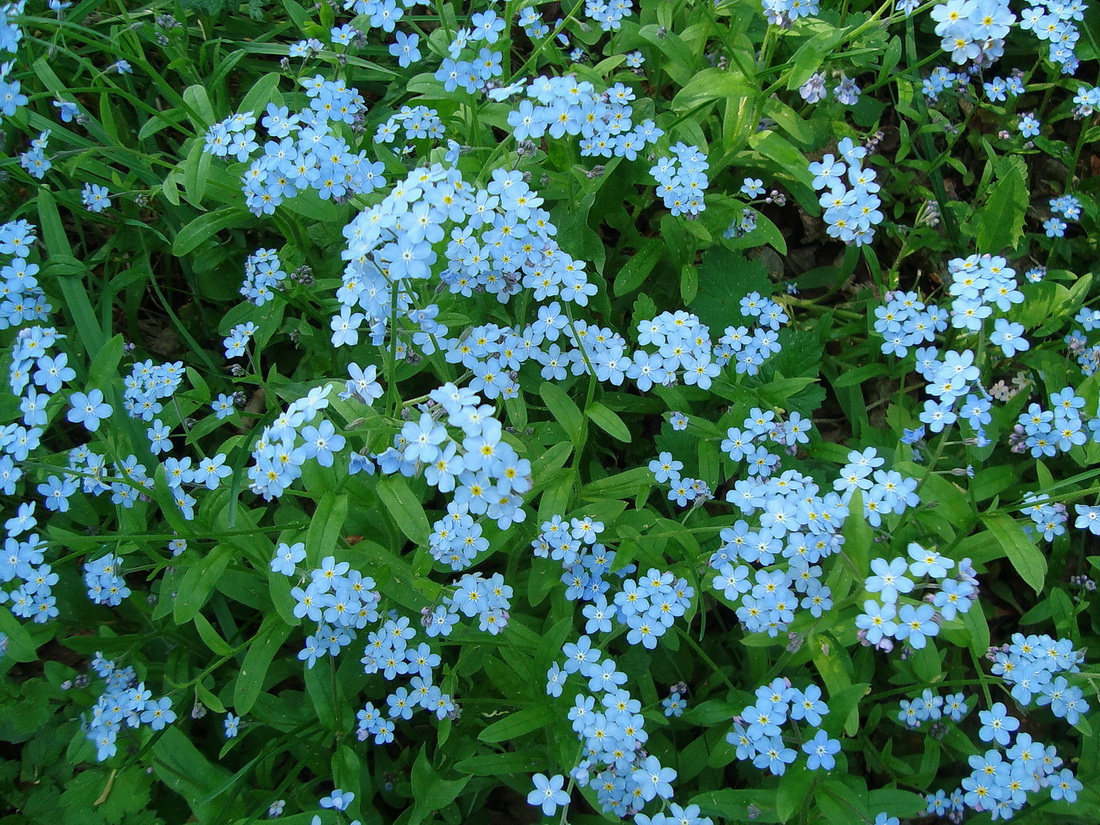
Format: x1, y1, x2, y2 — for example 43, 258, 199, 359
690, 247, 770, 334
821, 682, 868, 740
37, 189, 107, 358
586, 401, 631, 443
182, 84, 216, 129
681, 262, 699, 304
777, 767, 816, 822
375, 475, 430, 546
477, 705, 553, 743
181, 140, 211, 206
982, 513, 1047, 594
749, 130, 816, 197
832, 362, 888, 388
151, 727, 234, 820
867, 788, 928, 818
454, 750, 542, 776
672, 67, 755, 110
408, 749, 471, 825
304, 657, 339, 731
193, 613, 235, 656
238, 72, 283, 117
960, 601, 991, 659
613, 238, 662, 296
815, 780, 868, 825
976, 157, 1027, 253
97, 767, 152, 824
0, 607, 39, 662
173, 545, 233, 624
580, 466, 652, 500
234, 614, 292, 715
306, 491, 349, 567
172, 207, 251, 257
197, 682, 226, 714
787, 29, 844, 89
540, 381, 585, 450
691, 789, 778, 823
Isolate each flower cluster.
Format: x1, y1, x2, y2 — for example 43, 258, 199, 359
3, 524, 53, 623
1009, 387, 1093, 460
505, 75, 663, 164
241, 247, 288, 305
1072, 83, 1100, 116
982, 73, 1025, 102
0, 237, 50, 341
629, 310, 724, 392
649, 451, 710, 508
1044, 193, 1082, 237
0, 4, 29, 120
932, 0, 1014, 67
611, 569, 693, 650
1019, 492, 1069, 542
728, 678, 838, 775
762, 0, 819, 26
342, 0, 419, 32
203, 92, 383, 215
1064, 306, 1100, 375
922, 643, 1087, 822
279, 552, 382, 667
81, 183, 111, 213
436, 570, 513, 636
991, 633, 1089, 721
1019, 0, 1087, 73
382, 382, 532, 541
799, 71, 860, 106
809, 137, 883, 246
552, 651, 682, 818
18, 129, 50, 179
650, 143, 709, 218
83, 553, 131, 607
374, 104, 444, 146
531, 516, 634, 606
85, 653, 176, 761
708, 432, 891, 640
434, 23, 505, 96
247, 385, 344, 500
122, 358, 185, 422
354, 608, 460, 742
898, 688, 969, 728
856, 543, 979, 652
583, 0, 631, 32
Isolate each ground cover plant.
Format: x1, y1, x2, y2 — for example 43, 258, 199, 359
1, 0, 1100, 822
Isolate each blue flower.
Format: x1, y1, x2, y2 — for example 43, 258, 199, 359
81, 183, 111, 213
865, 557, 914, 603
895, 603, 939, 650
978, 702, 1019, 746
527, 773, 569, 817
320, 789, 354, 811
789, 684, 828, 726
224, 713, 241, 738
271, 542, 306, 576
140, 697, 177, 731
389, 31, 422, 68
1050, 768, 1082, 803
741, 177, 765, 198
211, 393, 237, 419
1044, 217, 1067, 237
1018, 112, 1040, 138
67, 389, 112, 432
803, 729, 840, 770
